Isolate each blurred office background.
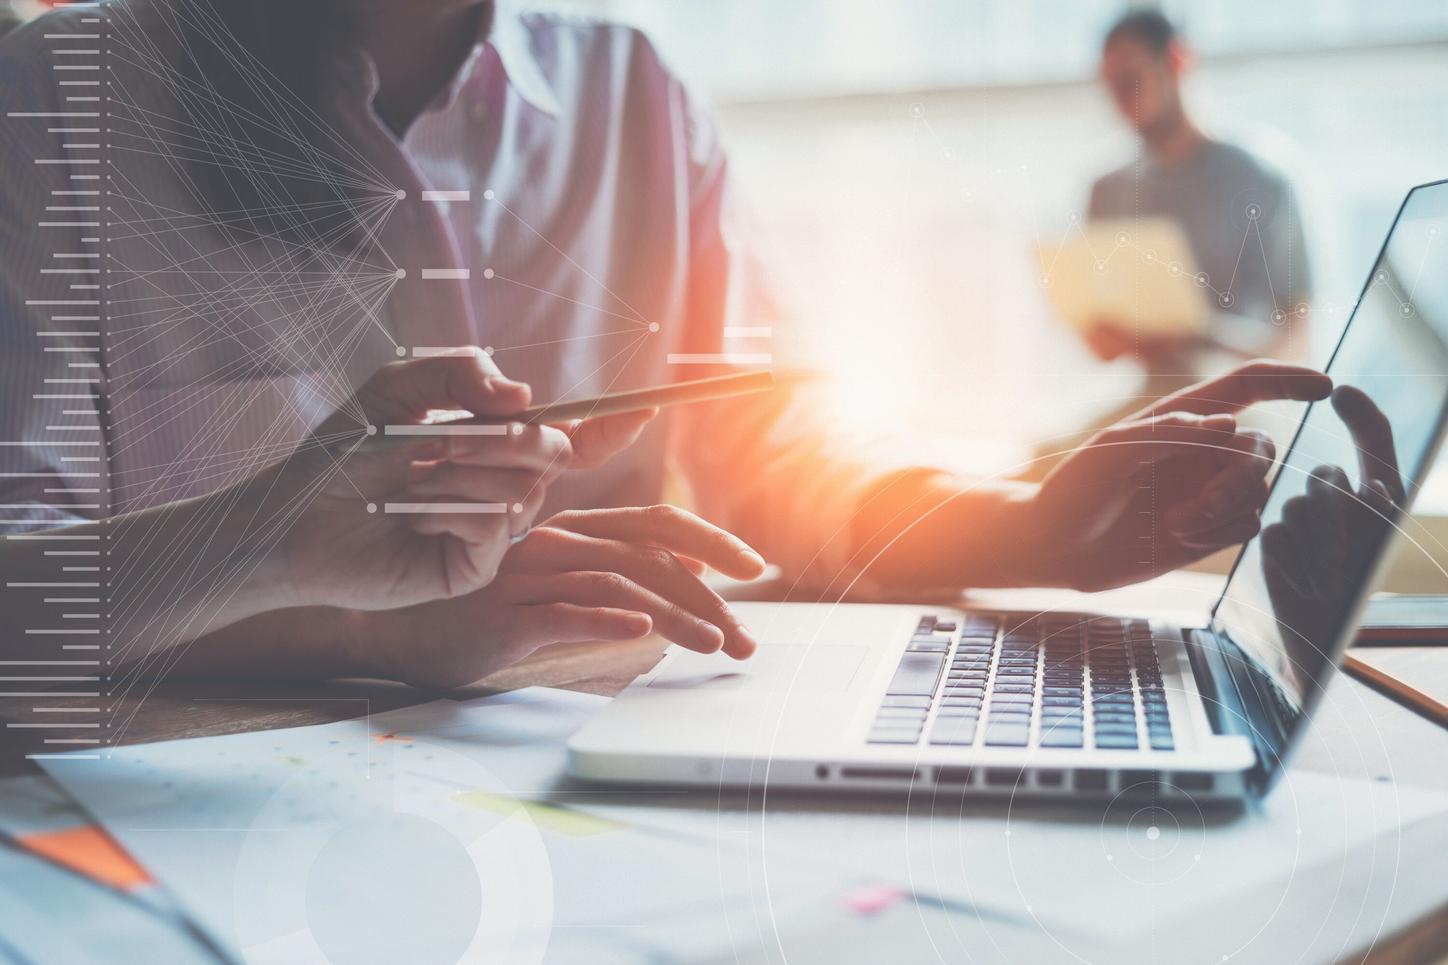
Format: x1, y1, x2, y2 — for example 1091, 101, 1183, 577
552, 0, 1448, 475
547, 0, 1448, 587
9, 0, 1448, 581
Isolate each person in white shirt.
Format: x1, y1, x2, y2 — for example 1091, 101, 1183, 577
0, 0, 1330, 689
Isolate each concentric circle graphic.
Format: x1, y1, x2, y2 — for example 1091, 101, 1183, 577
232, 737, 555, 964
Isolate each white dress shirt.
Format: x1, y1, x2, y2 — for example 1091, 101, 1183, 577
0, 2, 911, 583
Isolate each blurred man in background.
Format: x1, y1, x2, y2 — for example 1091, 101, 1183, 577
1079, 8, 1313, 423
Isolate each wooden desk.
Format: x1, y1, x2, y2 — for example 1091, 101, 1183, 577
3, 584, 1446, 964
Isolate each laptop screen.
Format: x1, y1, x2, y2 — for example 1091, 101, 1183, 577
1211, 181, 1448, 719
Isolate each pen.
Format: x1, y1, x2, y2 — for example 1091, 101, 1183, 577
1342, 652, 1448, 728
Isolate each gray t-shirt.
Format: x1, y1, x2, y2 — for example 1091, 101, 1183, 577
1089, 140, 1312, 351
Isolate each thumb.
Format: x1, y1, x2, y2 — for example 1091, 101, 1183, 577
363, 349, 531, 421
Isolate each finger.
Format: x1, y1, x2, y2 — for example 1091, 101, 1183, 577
361, 349, 530, 422
1260, 522, 1313, 599
545, 505, 766, 580
1140, 361, 1331, 419
441, 424, 573, 472
1164, 431, 1275, 536
1281, 494, 1334, 599
408, 464, 559, 501
504, 528, 757, 657
409, 511, 512, 589
1364, 478, 1397, 515
1331, 385, 1404, 503
409, 505, 513, 543
408, 464, 549, 496
561, 409, 658, 470
1076, 413, 1239, 482
512, 603, 653, 648
1173, 511, 1262, 551
505, 572, 730, 654
412, 482, 547, 539
1305, 467, 1350, 571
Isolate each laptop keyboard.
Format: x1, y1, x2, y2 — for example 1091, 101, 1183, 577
868, 614, 1174, 752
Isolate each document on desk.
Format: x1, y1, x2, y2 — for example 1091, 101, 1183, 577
33, 686, 1448, 964
31, 689, 845, 963
571, 770, 1448, 964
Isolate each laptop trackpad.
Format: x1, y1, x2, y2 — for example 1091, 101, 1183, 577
648, 645, 867, 694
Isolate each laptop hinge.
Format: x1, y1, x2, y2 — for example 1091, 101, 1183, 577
1186, 628, 1276, 795
1182, 628, 1229, 736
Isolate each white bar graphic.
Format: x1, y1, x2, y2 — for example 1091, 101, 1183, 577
384, 502, 508, 514
421, 190, 470, 202
667, 353, 773, 365
410, 346, 479, 358
420, 268, 470, 280
723, 326, 773, 338
385, 424, 507, 437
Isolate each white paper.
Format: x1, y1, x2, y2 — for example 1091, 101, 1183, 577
571, 770, 1448, 962
39, 686, 1448, 965
36, 689, 854, 964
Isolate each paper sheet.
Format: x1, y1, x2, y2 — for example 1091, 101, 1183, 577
570, 769, 1448, 963
36, 689, 849, 964
36, 686, 1448, 964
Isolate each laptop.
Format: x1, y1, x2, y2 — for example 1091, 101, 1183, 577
569, 180, 1448, 801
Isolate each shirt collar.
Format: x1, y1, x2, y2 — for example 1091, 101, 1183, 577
485, 4, 562, 119
333, 3, 561, 123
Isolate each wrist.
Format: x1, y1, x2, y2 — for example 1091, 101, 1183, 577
855, 472, 1044, 591
217, 461, 303, 612
331, 607, 400, 680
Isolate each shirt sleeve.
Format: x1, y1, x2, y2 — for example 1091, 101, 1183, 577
669, 85, 924, 586
0, 23, 107, 532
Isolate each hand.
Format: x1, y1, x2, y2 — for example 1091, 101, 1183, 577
1085, 319, 1191, 363
1084, 320, 1135, 361
264, 349, 655, 612
1027, 361, 1333, 591
355, 505, 768, 689
1260, 386, 1403, 652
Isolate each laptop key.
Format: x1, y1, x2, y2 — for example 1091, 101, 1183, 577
993, 681, 1036, 693
1094, 733, 1139, 749
881, 695, 932, 709
869, 727, 923, 745
987, 691, 1033, 703
985, 723, 1030, 746
930, 719, 978, 745
875, 707, 928, 721
886, 652, 946, 697
1040, 729, 1084, 748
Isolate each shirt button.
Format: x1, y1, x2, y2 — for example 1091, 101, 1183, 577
470, 101, 486, 122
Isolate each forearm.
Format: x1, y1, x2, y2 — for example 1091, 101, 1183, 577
851, 470, 1052, 592
151, 606, 377, 681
